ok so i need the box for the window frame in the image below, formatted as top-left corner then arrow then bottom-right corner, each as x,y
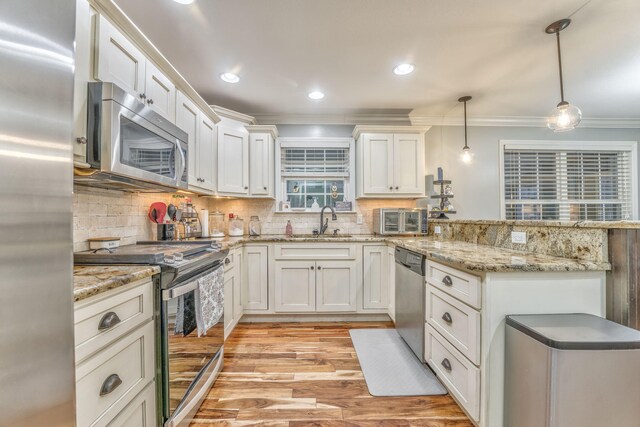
499,140 -> 639,221
275,137 -> 356,213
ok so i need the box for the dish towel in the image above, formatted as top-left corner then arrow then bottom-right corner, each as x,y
195,265 -> 224,337
174,292 -> 197,337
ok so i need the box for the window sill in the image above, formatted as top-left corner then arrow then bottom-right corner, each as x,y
274,210 -> 357,214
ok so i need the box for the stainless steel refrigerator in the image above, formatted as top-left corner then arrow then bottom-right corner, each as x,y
0,1 -> 77,426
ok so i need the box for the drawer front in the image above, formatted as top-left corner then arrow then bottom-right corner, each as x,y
426,287 -> 480,365
426,261 -> 481,309
425,325 -> 480,422
103,381 -> 156,427
74,280 -> 153,363
274,244 -> 357,260
76,321 -> 155,427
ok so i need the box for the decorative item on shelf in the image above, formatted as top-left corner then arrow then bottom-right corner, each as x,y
249,216 -> 261,236
458,95 -> 473,164
334,201 -> 353,212
280,200 -> 291,212
545,18 -> 581,132
330,183 -> 339,199
430,170 -> 457,219
175,198 -> 202,239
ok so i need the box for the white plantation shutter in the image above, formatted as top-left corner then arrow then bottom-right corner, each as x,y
503,143 -> 635,221
281,147 -> 349,177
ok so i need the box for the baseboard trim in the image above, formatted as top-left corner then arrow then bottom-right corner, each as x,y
240,313 -> 393,323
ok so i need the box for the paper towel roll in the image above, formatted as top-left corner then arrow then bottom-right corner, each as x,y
199,209 -> 209,237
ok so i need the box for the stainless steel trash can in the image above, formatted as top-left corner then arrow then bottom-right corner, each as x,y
505,313 -> 640,427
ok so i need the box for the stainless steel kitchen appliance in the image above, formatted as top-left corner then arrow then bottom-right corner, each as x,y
0,1 -> 77,425
75,241 -> 228,426
373,208 -> 428,235
395,247 -> 427,361
75,82 -> 188,192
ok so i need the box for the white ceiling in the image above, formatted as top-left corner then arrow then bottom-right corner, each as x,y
114,0 -> 640,121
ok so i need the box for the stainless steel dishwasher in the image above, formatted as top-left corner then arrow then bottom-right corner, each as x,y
395,247 -> 427,361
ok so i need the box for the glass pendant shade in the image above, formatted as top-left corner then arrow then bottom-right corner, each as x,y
461,146 -> 472,164
547,101 -> 582,132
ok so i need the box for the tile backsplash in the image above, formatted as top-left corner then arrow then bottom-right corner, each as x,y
72,185 -> 418,251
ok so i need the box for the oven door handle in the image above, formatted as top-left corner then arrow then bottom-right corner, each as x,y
163,280 -> 198,300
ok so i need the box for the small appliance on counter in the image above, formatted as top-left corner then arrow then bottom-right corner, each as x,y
372,208 -> 428,235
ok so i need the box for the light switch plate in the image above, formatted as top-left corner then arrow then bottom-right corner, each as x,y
434,225 -> 442,234
356,214 -> 363,225
511,231 -> 527,244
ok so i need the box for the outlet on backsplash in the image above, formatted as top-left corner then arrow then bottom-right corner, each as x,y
511,231 -> 527,244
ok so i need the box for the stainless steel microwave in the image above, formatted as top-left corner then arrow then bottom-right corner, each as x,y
79,82 -> 188,191
372,208 -> 428,235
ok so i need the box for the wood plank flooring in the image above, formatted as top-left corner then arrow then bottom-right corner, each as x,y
191,322 -> 472,426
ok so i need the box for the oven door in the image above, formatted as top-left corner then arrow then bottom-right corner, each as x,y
402,210 -> 421,234
161,265 -> 224,427
101,98 -> 188,189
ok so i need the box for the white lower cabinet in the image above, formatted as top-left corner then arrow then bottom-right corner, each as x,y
316,261 -> 358,312
73,278 -> 157,427
243,245 -> 269,310
224,248 -> 244,339
274,261 -> 316,312
362,245 -> 389,310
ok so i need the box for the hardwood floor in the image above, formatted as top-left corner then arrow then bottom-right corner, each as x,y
191,322 -> 472,426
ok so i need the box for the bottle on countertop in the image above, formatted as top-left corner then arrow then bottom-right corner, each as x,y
285,220 -> 293,237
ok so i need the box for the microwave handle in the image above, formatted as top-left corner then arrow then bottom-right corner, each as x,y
176,141 -> 186,181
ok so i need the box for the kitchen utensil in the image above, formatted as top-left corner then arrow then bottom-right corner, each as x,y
149,202 -> 167,224
148,207 -> 158,223
167,204 -> 177,221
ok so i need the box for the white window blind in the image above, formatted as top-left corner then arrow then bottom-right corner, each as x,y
503,147 -> 633,221
281,147 -> 349,177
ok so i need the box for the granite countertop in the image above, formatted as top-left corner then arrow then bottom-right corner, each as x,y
429,218 -> 640,229
73,265 -> 160,302
388,238 -> 610,273
212,234 -> 610,272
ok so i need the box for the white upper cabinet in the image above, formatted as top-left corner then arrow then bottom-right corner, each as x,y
247,126 -> 278,198
95,15 -> 176,123
143,61 -> 176,121
217,125 -> 249,195
354,126 -> 429,197
95,15 -> 145,100
176,92 -> 199,186
198,115 -> 216,192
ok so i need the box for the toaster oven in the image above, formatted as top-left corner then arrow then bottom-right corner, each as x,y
372,208 -> 428,235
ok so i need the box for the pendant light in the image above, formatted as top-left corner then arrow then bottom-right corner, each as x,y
458,96 -> 472,164
545,18 -> 581,132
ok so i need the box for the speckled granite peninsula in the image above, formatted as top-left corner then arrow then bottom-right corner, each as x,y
73,265 -> 160,302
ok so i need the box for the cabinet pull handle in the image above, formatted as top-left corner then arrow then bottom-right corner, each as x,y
99,373 -> 122,396
310,266 -> 315,270
317,266 -> 322,270
139,93 -> 146,99
442,312 -> 453,323
147,98 -> 154,105
76,136 -> 87,145
441,358 -> 452,371
395,186 -> 399,190
442,275 -> 453,286
389,186 -> 393,190
224,258 -> 231,265
244,186 -> 248,190
98,312 -> 121,331
263,186 -> 267,190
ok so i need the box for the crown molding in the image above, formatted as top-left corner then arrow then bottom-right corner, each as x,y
245,124 -> 279,138
252,112 -> 412,125
211,105 -> 257,125
352,125 -> 432,139
409,114 -> 640,128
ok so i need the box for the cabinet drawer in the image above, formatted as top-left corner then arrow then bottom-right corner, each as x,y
426,287 -> 480,365
425,325 -> 480,422
274,244 -> 357,260
224,250 -> 237,273
102,381 -> 156,427
74,279 -> 153,363
426,261 -> 481,309
76,321 -> 155,427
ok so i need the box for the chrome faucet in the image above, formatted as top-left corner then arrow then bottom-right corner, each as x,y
319,205 -> 337,235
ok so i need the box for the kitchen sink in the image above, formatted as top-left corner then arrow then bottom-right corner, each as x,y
291,234 -> 353,239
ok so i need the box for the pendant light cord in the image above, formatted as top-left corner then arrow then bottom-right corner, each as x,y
556,30 -> 565,103
463,100 -> 468,149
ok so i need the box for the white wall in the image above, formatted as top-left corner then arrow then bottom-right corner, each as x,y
425,125 -> 640,219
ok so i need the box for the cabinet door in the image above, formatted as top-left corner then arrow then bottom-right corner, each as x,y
244,246 -> 268,310
387,246 -> 396,321
316,261 -> 357,312
175,91 -> 199,187
217,126 -> 249,194
144,61 -> 176,122
363,246 -> 389,310
393,133 -> 425,195
197,115 -> 216,192
233,250 -> 243,319
95,15 -> 145,99
274,261 -> 315,312
249,133 -> 271,196
223,272 -> 235,338
362,134 -> 394,194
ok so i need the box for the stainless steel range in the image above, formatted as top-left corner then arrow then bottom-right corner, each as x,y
75,241 -> 228,427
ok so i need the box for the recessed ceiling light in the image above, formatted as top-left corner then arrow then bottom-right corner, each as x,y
308,91 -> 325,100
219,72 -> 240,83
173,0 -> 195,4
393,63 -> 415,75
